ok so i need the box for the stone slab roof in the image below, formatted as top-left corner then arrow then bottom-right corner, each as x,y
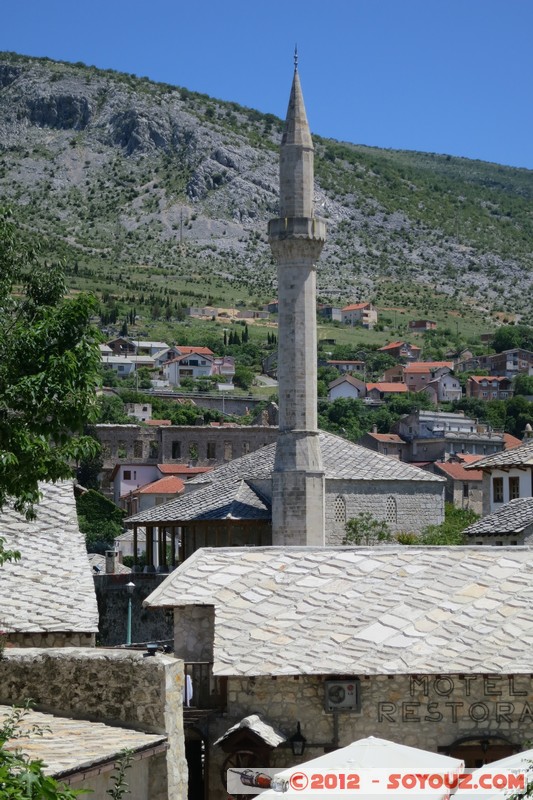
466,439 -> 533,469
214,713 -> 286,748
126,431 -> 443,525
127,478 -> 270,525
464,498 -> 533,537
145,546 -> 533,677
0,481 -> 99,634
0,704 -> 166,777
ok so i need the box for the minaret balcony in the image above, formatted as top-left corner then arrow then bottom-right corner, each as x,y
268,216 -> 326,243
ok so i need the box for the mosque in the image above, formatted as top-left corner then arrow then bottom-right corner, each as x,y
126,58 -> 444,559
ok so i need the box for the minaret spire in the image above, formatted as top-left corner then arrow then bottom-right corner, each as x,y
268,61 -> 327,547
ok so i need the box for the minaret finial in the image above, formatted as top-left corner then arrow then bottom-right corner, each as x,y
294,45 -> 298,71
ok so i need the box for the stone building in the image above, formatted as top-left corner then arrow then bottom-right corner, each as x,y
145,545 -> 533,799
463,496 -> 533,545
125,431 -> 445,567
94,423 -> 278,495
0,481 -> 99,647
393,410 -> 505,462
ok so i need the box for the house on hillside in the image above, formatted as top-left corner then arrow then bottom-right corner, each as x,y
403,361 -> 454,393
164,352 -> 215,385
424,372 -> 463,404
429,455 -> 483,514
378,341 -> 421,361
466,375 -> 514,401
328,375 -> 366,401
324,359 -> 365,375
393,410 -> 505,462
341,302 -> 377,329
358,430 -> 406,460
318,304 -> 342,322
365,382 -> 408,401
409,319 -> 437,331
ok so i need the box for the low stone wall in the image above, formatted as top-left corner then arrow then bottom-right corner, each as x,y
4,632 -> 95,648
0,648 -> 187,799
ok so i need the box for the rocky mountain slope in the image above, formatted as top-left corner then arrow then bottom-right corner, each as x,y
0,52 -> 531,322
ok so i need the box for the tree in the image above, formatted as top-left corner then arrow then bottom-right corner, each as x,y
76,489 -> 125,552
343,513 -> 393,545
418,503 -> 479,545
0,209 -> 101,518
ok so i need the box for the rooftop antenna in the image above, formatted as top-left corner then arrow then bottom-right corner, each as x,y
294,44 -> 298,71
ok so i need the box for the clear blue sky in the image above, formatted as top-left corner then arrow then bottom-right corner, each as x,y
2,0 -> 532,169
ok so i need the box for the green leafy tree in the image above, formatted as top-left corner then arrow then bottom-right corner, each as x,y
418,503 -> 479,545
514,374 -> 533,396
343,513 -> 393,545
0,209 -> 101,518
76,489 -> 125,552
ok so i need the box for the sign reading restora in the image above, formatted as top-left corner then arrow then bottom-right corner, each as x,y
378,675 -> 533,724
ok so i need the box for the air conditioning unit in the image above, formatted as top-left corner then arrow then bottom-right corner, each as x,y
324,679 -> 361,712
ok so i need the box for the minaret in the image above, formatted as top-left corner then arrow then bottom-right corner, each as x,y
268,53 -> 327,546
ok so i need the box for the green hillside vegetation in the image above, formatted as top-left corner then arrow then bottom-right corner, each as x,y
0,50 -> 531,342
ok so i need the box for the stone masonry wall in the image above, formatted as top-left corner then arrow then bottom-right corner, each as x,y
207,673 -> 533,800
325,479 -> 444,542
4,632 -> 95,647
94,574 -> 173,646
0,648 -> 188,799
94,424 -> 278,470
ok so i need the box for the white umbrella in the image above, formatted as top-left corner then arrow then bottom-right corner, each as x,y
256,735 -> 463,798
454,748 -> 533,800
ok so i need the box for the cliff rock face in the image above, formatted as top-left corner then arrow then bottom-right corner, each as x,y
0,52 -> 531,318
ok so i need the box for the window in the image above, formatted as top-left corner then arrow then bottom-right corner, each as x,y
207,442 -> 217,459
509,476 -> 520,500
118,441 -> 127,459
133,440 -> 143,458
123,470 -> 131,480
463,483 -> 469,499
386,496 -> 397,524
242,442 -> 250,455
149,441 -> 159,459
334,495 -> 346,524
224,441 -> 233,460
172,441 -> 181,459
493,477 -> 504,503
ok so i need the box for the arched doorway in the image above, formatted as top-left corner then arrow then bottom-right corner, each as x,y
443,735 -> 517,768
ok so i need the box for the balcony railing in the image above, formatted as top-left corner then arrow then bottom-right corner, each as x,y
184,662 -> 227,710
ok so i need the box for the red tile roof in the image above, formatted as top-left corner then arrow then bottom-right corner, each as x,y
176,346 -> 215,355
368,433 -> 405,443
145,419 -> 172,426
136,476 -> 185,495
366,382 -> 408,393
434,462 -> 483,481
404,361 -> 453,373
342,302 -> 371,311
468,375 -> 512,384
378,341 -> 422,352
504,433 -> 523,450
157,464 -> 213,476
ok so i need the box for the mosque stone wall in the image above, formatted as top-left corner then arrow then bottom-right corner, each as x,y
325,479 -> 445,542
